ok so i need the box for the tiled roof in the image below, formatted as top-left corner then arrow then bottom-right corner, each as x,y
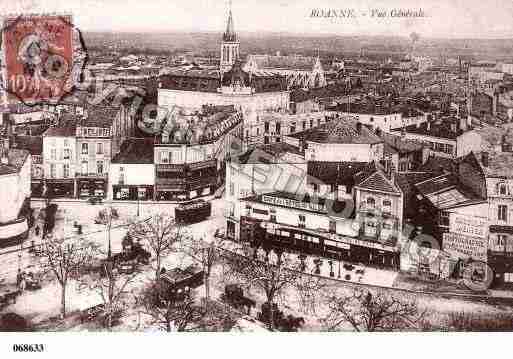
392,118 -> 463,140
0,149 -> 30,176
43,124 -> 76,137
13,135 -> 43,155
354,163 -> 401,194
381,133 -> 425,154
112,138 -> 154,164
307,161 -> 367,185
291,118 -> 382,145
418,156 -> 456,173
80,106 -> 119,128
475,150 -> 513,178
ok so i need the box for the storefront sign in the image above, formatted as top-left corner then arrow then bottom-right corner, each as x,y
442,232 -> 487,262
261,194 -> 326,213
449,213 -> 488,238
189,159 -> 216,171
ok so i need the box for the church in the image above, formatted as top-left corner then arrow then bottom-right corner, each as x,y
157,4 -> 290,120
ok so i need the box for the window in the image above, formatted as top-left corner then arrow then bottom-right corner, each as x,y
313,183 -> 319,193
97,160 -> 104,174
63,148 -> 70,160
96,142 -> 103,155
119,167 -> 125,184
63,164 -> 69,178
366,197 -> 375,208
498,205 -> 508,221
81,161 -> 88,175
302,121 -> 306,130
50,164 -> 56,178
498,182 -> 509,195
50,148 -> 56,160
439,211 -> 450,227
290,123 -> 296,133
63,139 -> 69,147
81,143 -> 88,155
256,128 -> 260,136
505,273 -> 513,283
310,120 -> 313,128
270,214 -> 276,223
160,151 -> 169,164
276,122 -> 281,134
298,214 -> 306,228
383,199 -> 392,214
264,122 -> 269,133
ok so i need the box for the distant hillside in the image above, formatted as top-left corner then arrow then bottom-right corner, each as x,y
82,31 -> 513,61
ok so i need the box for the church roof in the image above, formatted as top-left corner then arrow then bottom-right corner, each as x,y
247,54 -> 319,71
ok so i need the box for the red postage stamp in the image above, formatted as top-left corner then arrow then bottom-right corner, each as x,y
1,14 -> 74,104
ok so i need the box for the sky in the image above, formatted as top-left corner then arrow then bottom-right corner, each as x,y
2,0 -> 513,39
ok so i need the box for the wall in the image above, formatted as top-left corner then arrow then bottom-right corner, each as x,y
109,163 -> 155,187
76,138 -> 111,176
305,142 -> 383,162
158,89 -> 290,115
43,136 -> 77,179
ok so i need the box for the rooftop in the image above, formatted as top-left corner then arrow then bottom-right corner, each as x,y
43,124 -> 77,137
307,161 -> 367,185
112,138 -> 154,164
391,118 -> 463,140
414,173 -> 483,210
12,135 -> 43,155
354,162 -> 401,194
247,54 -> 319,71
290,118 -> 382,145
475,151 -> 513,178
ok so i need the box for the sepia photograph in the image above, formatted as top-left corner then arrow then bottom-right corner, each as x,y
0,0 -> 512,356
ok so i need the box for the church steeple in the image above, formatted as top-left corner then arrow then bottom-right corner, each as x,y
220,0 -> 240,73
223,1 -> 236,42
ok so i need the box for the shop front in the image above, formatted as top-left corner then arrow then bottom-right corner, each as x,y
77,178 -> 107,198
187,160 -> 218,199
45,179 -> 75,198
113,185 -> 154,201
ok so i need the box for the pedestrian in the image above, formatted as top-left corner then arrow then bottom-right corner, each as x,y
35,225 -> 40,237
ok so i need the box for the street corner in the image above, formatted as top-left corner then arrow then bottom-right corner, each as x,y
0,13 -> 88,106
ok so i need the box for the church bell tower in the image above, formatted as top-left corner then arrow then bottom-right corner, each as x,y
220,1 -> 239,73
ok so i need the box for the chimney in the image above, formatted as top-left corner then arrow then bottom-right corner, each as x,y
481,151 -> 489,167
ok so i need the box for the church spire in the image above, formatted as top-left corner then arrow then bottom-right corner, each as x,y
223,0 -> 236,42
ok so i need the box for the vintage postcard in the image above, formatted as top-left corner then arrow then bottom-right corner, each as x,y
0,0 -> 512,356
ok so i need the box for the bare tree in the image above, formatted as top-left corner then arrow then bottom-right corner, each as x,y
39,235 -> 98,318
221,249 -> 305,330
138,281 -> 201,332
178,235 -> 226,308
78,260 -> 137,329
323,288 -> 426,332
129,213 -> 185,280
